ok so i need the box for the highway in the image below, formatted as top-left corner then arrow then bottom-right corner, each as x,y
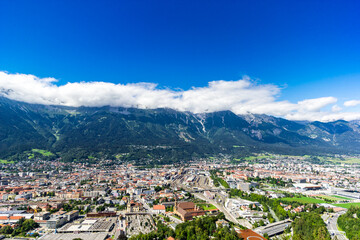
255,219 -> 292,237
325,213 -> 348,240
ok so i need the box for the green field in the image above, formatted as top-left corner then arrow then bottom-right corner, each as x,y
341,158 -> 360,164
281,197 -> 326,204
197,204 -> 217,211
302,155 -> 360,164
242,154 -> 275,161
232,158 -> 242,161
0,159 -> 14,164
318,195 -> 343,201
330,195 -> 352,200
319,156 -> 360,164
32,149 -> 54,157
333,202 -> 360,209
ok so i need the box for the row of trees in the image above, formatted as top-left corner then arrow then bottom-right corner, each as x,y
210,170 -> 230,188
337,206 -> 360,240
247,176 -> 290,187
229,188 -> 331,222
0,218 -> 39,237
129,213 -> 243,240
292,212 -> 331,240
229,188 -> 289,220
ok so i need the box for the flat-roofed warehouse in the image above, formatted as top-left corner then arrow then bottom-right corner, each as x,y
41,232 -> 108,240
58,218 -> 116,233
293,183 -> 322,191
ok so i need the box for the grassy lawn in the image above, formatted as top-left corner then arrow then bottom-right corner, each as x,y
330,195 -> 353,200
243,155 -> 264,161
241,154 -> 275,162
318,195 -> 343,201
325,156 -> 360,164
0,159 -> 14,164
333,202 -> 360,209
340,157 -> 360,164
32,149 -> 54,157
302,155 -> 360,164
197,203 -> 217,211
281,197 -> 326,204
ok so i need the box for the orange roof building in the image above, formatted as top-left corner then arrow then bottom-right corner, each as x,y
174,202 -> 205,221
153,205 -> 166,210
238,229 -> 266,240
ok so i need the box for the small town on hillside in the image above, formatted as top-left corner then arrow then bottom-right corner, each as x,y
0,154 -> 358,240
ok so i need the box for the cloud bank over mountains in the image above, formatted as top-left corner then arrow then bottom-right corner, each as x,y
1,71 -> 360,122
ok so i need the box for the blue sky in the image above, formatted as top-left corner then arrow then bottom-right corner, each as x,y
0,0 -> 360,121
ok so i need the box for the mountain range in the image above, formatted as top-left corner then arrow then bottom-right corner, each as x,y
1,96 -> 360,163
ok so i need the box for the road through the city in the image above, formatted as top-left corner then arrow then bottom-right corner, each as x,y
326,213 -> 348,240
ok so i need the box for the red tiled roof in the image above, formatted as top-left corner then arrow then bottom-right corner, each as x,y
35,220 -> 47,223
238,229 -> 266,240
177,202 -> 195,210
153,205 -> 166,210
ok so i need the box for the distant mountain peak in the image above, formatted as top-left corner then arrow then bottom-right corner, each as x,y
0,96 -> 359,162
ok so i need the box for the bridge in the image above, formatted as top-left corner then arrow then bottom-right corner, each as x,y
254,219 -> 292,237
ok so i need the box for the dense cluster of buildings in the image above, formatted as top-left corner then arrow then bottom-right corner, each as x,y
0,155 -> 358,239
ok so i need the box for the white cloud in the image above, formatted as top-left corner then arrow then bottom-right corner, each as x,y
285,112 -> 360,122
331,105 -> 342,112
297,97 -> 337,112
344,100 -> 360,107
1,71 -> 360,122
